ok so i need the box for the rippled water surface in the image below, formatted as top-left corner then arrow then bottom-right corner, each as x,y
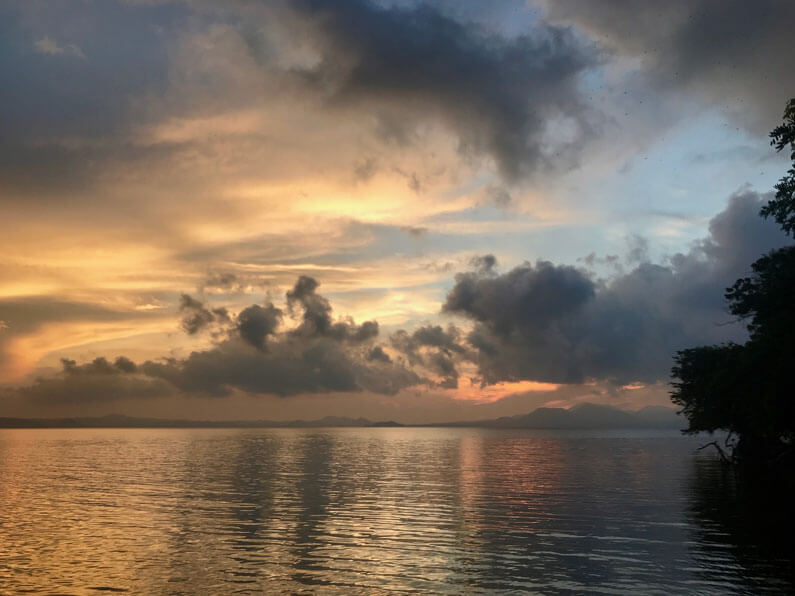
0,428 -> 792,594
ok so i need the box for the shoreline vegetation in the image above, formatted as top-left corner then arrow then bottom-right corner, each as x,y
671,99 -> 795,470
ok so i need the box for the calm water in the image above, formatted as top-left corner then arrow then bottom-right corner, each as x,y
0,428 -> 792,595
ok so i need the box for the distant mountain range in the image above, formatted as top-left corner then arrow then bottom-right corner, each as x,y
0,403 -> 683,430
437,403 -> 682,429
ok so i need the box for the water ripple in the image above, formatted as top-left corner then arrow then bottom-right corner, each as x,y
0,428 -> 791,594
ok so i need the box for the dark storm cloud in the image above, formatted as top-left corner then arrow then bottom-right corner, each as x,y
0,1 -> 183,139
0,0 -> 601,201
443,259 -> 596,384
392,324 -> 466,357
426,351 -> 459,389
139,334 -> 420,398
282,0 -> 598,179
287,276 -> 379,342
179,294 -> 230,335
8,194 -> 785,403
9,277 -> 422,404
390,324 -> 466,388
0,0 -> 604,198
444,191 -> 792,385
543,0 -> 795,131
444,260 -> 595,332
0,1 -> 189,198
470,254 -> 498,273
236,303 -> 282,351
366,345 -> 392,363
18,357 -> 175,404
167,276 -> 414,395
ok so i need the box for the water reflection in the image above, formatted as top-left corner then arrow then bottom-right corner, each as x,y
0,428 -> 791,594
686,458 -> 795,593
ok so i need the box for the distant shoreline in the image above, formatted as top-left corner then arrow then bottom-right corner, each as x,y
0,403 -> 684,431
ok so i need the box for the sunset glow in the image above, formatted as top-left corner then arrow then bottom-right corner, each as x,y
1,0 -> 792,423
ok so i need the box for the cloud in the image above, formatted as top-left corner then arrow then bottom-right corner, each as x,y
179,294 -> 230,335
18,357 -> 174,404
0,0 -> 599,206
286,275 -> 379,342
6,193 -> 785,408
469,254 -> 498,274
443,190 -> 792,385
3,1 -> 792,420
7,276 -> 423,404
34,37 -> 85,58
543,0 -> 795,133
274,0 -> 599,180
366,345 -> 391,363
426,351 -> 459,389
0,2 -> 187,202
236,303 -> 282,351
202,272 -> 240,290
0,296 -> 158,378
197,271 -> 269,295
444,260 -> 594,332
392,324 -> 466,358
390,324 -> 467,388
1,2 -> 182,141
139,334 -> 420,399
0,297 -> 139,332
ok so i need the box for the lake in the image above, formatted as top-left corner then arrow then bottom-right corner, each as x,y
0,428 -> 792,594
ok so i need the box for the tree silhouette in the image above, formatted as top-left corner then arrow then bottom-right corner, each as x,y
760,99 -> 795,234
671,99 -> 795,465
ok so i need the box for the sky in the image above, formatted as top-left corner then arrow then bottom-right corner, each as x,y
1,0 -> 793,422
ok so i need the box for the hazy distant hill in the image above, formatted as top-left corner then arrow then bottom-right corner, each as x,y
442,403 -> 682,429
0,404 -> 681,429
632,405 -> 683,426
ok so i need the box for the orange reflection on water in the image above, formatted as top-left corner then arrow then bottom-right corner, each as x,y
1,427 -> 780,594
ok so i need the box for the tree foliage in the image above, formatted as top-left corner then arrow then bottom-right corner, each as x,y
671,99 -> 795,465
760,98 -> 795,234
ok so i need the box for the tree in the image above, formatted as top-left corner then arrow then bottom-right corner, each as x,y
671,99 -> 795,466
760,98 -> 795,234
